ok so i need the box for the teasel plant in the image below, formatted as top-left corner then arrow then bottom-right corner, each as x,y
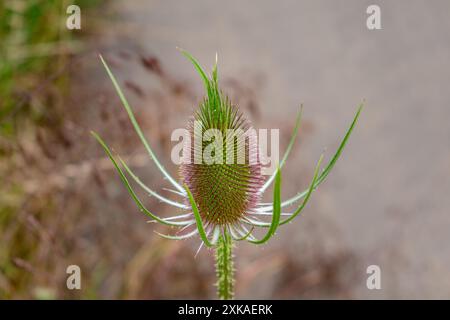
92,49 -> 362,300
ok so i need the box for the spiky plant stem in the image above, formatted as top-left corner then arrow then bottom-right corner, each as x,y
215,230 -> 234,299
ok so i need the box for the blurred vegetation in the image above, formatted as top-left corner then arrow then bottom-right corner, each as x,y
0,0 -> 99,140
0,0 -> 99,299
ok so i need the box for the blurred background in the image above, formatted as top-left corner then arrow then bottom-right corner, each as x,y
1,0 -> 450,299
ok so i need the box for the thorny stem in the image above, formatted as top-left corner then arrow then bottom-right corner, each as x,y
215,230 -> 234,299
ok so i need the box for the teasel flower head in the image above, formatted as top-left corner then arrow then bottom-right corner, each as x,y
92,49 -> 362,299
180,53 -> 265,233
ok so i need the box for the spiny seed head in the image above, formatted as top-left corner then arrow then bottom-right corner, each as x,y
180,57 -> 264,226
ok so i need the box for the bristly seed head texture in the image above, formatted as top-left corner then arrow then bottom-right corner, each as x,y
180,57 -> 264,228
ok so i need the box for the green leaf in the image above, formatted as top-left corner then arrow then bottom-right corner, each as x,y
260,105 -> 303,193
118,156 -> 188,209
98,54 -> 185,194
248,167 -> 281,244
315,103 -> 363,186
279,153 -> 323,225
260,104 -> 363,211
184,184 -> 215,247
177,47 -> 210,93
91,131 -> 188,227
234,226 -> 255,241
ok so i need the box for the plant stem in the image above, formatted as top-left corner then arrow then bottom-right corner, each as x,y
215,230 -> 234,299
